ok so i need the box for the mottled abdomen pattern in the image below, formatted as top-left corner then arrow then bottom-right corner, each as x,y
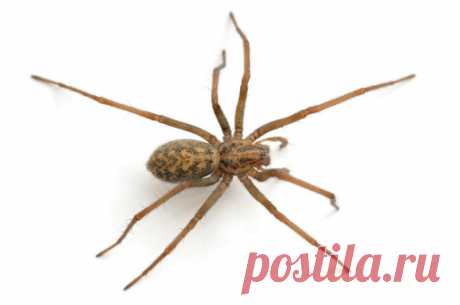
147,139 -> 219,182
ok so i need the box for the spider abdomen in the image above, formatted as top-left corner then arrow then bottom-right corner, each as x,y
147,139 -> 219,182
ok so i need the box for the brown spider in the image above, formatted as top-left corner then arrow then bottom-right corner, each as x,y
32,12 -> 415,290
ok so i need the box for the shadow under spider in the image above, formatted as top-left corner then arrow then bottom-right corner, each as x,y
31,12 -> 415,290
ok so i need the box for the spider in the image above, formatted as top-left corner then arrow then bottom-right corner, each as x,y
32,12 -> 415,290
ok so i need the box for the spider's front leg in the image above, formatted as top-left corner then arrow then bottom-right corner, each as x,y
249,168 -> 339,210
229,12 -> 251,139
255,136 -> 289,150
211,50 -> 232,140
246,74 -> 415,142
239,175 -> 348,270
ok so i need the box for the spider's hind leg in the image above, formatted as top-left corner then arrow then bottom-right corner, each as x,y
123,175 -> 232,290
249,168 -> 339,210
96,174 -> 221,258
31,75 -> 220,144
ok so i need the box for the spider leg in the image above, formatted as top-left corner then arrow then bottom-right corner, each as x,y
255,136 -> 289,150
249,168 -> 338,210
96,182 -> 191,258
229,12 -> 251,139
239,175 -> 348,270
123,175 -> 232,290
31,75 -> 220,144
246,74 -> 416,142
96,173 -> 221,258
212,50 -> 232,140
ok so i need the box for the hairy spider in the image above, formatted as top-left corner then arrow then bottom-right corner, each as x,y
32,12 -> 415,290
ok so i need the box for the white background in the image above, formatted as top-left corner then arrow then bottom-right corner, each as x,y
1,0 -> 459,304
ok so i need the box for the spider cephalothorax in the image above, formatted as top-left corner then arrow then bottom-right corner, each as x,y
32,12 -> 414,290
219,140 -> 270,175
